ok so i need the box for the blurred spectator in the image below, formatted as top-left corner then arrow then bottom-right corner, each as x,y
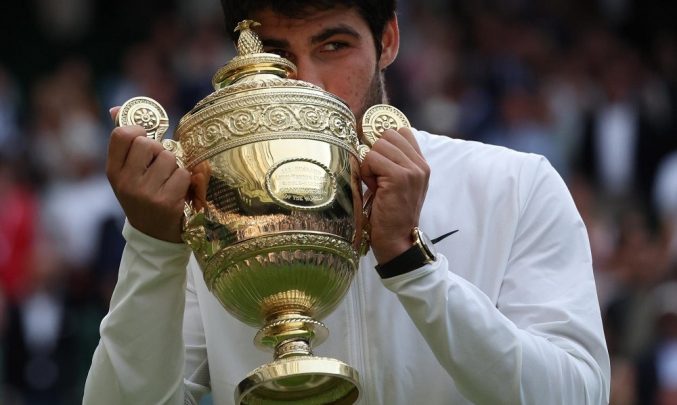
29,59 -> 103,182
483,83 -> 566,176
28,59 -> 122,272
3,216 -> 114,405
637,281 -> 677,405
544,48 -> 597,177
3,237 -> 70,405
0,156 -> 37,304
577,38 -> 673,205
654,152 -> 677,267
604,207 -> 670,359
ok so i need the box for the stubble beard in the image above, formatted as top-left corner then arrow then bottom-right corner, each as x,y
356,68 -> 387,123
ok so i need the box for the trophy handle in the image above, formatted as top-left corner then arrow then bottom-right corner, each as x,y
116,95 -> 187,165
116,96 -> 170,141
117,95 -> 189,160
358,104 -> 411,150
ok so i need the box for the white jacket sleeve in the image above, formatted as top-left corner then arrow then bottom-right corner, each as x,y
183,257 -> 211,404
83,220 -> 206,404
382,158 -> 610,404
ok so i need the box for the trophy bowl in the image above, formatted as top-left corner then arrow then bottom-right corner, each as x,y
116,20 -> 409,405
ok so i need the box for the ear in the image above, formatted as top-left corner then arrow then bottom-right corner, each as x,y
378,16 -> 400,70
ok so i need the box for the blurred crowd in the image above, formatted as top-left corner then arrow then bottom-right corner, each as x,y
1,0 -> 676,404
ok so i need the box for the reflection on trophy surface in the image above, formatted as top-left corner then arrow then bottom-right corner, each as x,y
117,19 -> 409,405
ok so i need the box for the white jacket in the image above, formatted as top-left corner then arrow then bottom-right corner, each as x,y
84,130 -> 611,404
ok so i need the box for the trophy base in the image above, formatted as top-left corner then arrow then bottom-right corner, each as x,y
236,356 -> 360,404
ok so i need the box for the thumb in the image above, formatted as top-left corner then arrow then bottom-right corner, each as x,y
109,106 -> 121,123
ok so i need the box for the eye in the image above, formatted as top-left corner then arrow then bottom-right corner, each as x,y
266,48 -> 294,61
321,42 -> 349,52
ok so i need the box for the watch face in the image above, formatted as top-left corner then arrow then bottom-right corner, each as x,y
414,228 -> 437,262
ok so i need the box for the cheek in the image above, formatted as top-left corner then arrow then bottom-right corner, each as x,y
326,63 -> 374,114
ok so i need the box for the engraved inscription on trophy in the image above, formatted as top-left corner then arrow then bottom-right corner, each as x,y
265,159 -> 337,210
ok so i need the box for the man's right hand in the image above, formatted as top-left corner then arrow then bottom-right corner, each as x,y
106,107 -> 191,243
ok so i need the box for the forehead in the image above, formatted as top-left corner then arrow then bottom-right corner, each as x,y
251,6 -> 373,43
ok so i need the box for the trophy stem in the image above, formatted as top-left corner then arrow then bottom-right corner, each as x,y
274,339 -> 312,359
254,313 -> 330,355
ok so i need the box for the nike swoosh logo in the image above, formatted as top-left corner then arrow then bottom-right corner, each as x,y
431,230 -> 458,244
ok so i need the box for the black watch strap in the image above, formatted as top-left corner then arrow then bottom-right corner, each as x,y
375,245 -> 429,279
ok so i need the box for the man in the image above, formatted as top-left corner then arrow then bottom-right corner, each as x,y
84,1 -> 611,403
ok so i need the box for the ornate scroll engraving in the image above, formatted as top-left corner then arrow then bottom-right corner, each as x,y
175,86 -> 360,168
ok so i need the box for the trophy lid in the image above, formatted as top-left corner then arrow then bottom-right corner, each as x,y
212,20 -> 297,89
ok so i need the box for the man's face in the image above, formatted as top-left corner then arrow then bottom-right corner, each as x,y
251,6 -> 398,120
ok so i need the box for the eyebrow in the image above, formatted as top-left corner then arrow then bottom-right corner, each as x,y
260,24 -> 362,49
310,25 -> 361,44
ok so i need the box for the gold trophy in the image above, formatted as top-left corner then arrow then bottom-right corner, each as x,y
117,20 -> 409,404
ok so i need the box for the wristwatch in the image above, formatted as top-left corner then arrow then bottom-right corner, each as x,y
375,227 -> 437,279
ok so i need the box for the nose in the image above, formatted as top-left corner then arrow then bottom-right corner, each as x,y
293,57 -> 325,89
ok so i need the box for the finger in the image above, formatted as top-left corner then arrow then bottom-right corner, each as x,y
107,125 -> 147,174
361,145 -> 430,190
370,134 -> 418,169
377,129 -> 425,166
110,106 -> 121,123
360,149 -> 402,183
189,172 -> 209,212
359,149 -> 378,192
397,127 -> 423,156
125,134 -> 166,174
143,149 -> 179,189
361,169 -> 378,192
161,167 -> 191,204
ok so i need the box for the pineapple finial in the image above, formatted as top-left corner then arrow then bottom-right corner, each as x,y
235,20 -> 263,56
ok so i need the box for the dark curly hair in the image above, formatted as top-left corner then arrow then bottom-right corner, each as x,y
219,0 -> 397,57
